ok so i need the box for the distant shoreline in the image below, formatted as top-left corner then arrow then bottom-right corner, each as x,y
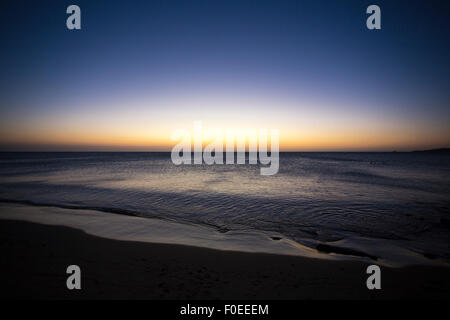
410,148 -> 450,154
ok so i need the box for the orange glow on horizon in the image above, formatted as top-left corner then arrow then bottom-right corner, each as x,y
1,93 -> 449,152
1,125 -> 449,152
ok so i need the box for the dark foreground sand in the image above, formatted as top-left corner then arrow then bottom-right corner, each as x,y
1,219 -> 449,299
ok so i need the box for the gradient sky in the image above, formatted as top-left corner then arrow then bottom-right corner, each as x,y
0,0 -> 449,151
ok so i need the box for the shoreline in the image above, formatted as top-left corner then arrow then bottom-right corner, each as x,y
0,203 -> 320,259
0,202 -> 447,267
1,219 -> 450,299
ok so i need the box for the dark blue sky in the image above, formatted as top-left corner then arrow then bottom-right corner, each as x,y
0,0 -> 449,150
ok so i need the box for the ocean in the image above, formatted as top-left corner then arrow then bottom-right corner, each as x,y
1,152 -> 449,264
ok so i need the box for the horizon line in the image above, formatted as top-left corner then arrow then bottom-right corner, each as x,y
1,148 -> 449,153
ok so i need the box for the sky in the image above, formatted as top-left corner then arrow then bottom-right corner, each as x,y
0,0 -> 449,151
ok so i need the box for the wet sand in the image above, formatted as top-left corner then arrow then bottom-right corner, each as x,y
1,219 -> 449,299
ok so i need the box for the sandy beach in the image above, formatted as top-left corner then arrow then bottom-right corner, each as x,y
2,0 -> 450,304
1,218 -> 449,299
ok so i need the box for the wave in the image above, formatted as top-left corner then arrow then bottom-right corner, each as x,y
0,198 -> 139,217
0,198 -> 232,234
